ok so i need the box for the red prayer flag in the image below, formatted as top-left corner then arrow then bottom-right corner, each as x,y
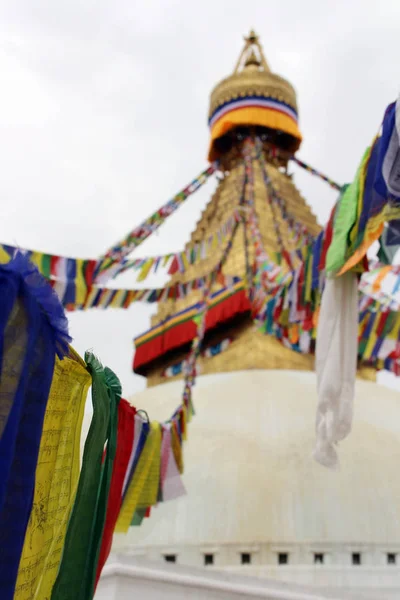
168,256 -> 179,275
94,400 -> 136,589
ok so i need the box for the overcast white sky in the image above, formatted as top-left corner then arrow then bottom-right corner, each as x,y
0,0 -> 399,395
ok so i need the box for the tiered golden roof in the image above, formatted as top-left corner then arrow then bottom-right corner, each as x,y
145,159 -> 321,387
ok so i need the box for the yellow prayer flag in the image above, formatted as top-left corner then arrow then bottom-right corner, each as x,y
137,260 -> 154,282
115,422 -> 162,533
181,252 -> 189,270
74,259 -> 87,306
136,425 -> 161,510
14,355 -> 91,600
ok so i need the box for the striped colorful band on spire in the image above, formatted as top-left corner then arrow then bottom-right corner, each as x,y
209,95 -> 298,128
207,95 -> 302,161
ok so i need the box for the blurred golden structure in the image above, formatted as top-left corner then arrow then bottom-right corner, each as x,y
137,31 -> 375,387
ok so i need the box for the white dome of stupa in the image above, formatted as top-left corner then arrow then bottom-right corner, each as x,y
112,369 -> 400,567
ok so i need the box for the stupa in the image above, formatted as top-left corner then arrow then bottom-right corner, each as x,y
103,32 -> 400,599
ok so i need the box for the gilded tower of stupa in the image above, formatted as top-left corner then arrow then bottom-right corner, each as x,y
133,32 -> 322,386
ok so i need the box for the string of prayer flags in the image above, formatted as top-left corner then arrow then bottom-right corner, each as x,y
243,140 -> 276,313
0,243 -> 98,306
95,163 -> 217,281
168,211 -> 240,276
110,210 -> 239,281
73,272 -> 234,311
256,141 -> 316,263
0,223 -> 240,312
327,96 -> 400,277
251,231 -> 400,375
291,156 -> 342,191
75,184 -> 242,312
244,140 -> 318,327
0,167 -> 223,295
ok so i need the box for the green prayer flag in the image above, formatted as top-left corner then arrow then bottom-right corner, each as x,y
326,150 -> 370,274
85,367 -> 120,599
42,253 -> 52,279
51,353 -> 119,600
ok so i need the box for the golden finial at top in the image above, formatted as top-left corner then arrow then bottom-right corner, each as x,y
234,29 -> 270,73
244,29 -> 259,44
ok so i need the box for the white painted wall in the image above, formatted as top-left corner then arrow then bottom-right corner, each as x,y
105,371 -> 400,599
115,371 -> 400,554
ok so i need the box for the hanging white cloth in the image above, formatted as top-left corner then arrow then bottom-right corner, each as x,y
313,272 -> 359,469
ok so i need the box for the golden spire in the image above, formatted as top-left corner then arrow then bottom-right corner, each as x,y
234,29 -> 270,73
207,30 -> 302,162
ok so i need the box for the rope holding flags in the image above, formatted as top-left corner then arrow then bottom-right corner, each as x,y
0,152 -> 342,313
291,156 -> 342,191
